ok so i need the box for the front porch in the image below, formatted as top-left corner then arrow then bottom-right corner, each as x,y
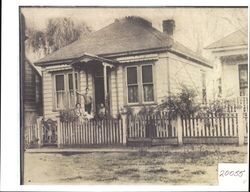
52,53 -> 119,117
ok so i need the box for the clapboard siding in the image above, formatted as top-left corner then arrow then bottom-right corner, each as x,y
155,53 -> 169,103
110,69 -> 118,117
116,65 -> 124,114
42,70 -> 58,119
79,70 -> 87,106
168,52 -> 207,102
23,59 -> 43,128
24,60 -> 36,108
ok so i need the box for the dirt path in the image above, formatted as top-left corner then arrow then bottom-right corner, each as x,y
24,145 -> 248,185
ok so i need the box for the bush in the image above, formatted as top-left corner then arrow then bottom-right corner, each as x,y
156,85 -> 200,117
59,109 -> 77,122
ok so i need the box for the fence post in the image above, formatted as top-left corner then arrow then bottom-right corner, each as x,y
56,117 -> 62,148
36,116 -> 43,148
177,115 -> 183,145
237,107 -> 244,146
121,113 -> 127,146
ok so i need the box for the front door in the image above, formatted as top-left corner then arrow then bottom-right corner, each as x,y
94,66 -> 105,112
94,76 -> 105,111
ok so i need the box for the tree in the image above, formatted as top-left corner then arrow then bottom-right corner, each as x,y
26,17 -> 92,60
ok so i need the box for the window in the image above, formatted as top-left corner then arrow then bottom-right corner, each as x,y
126,64 -> 154,104
238,64 -> 248,96
142,65 -> 154,102
54,72 -> 78,109
127,67 -> 139,103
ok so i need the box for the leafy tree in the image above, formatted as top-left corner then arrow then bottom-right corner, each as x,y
26,17 -> 92,59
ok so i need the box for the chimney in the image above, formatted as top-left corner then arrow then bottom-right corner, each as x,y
162,19 -> 175,36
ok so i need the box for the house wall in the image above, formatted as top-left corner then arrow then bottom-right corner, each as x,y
110,65 -> 124,117
155,53 -> 169,103
42,67 -> 92,119
42,52 -> 212,119
221,60 -> 248,98
110,52 -> 212,115
167,52 -> 213,103
42,70 -> 58,119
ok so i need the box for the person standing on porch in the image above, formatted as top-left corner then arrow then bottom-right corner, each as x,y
76,88 -> 92,114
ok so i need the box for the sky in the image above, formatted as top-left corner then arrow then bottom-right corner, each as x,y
21,7 -> 248,59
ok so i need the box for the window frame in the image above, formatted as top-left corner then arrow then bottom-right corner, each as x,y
53,71 -> 79,110
141,64 -> 155,104
126,65 -> 140,105
125,63 -> 155,106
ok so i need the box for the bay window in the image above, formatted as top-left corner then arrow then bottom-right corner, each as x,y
126,64 -> 154,104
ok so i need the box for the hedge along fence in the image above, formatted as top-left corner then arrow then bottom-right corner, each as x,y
57,118 -> 125,147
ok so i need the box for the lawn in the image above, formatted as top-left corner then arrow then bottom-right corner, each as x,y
24,145 -> 248,185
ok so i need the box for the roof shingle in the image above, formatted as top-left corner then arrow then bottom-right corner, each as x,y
35,17 -> 209,66
205,27 -> 248,49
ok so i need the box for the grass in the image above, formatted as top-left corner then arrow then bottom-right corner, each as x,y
24,144 -> 248,185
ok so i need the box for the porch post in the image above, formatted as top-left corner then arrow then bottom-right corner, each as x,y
72,67 -> 77,106
103,63 -> 108,114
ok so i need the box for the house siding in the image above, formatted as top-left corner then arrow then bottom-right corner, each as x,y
155,53 -> 169,103
24,60 -> 43,126
221,62 -> 245,98
116,65 -> 124,116
42,70 -> 58,119
110,69 -> 118,117
168,52 -> 212,103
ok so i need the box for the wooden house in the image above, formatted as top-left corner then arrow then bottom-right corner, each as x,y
21,13 -> 43,129
34,17 -> 213,119
23,58 -> 43,126
206,27 -> 248,99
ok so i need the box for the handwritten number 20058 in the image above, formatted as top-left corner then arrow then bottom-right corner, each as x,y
219,170 -> 245,177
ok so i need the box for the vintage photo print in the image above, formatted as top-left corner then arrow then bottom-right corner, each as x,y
20,6 -> 248,187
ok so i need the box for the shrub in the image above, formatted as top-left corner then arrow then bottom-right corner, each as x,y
59,109 -> 77,122
156,85 -> 200,117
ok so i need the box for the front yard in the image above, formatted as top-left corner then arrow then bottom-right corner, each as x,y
24,145 -> 248,185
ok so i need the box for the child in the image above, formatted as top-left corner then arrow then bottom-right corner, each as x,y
74,103 -> 84,123
98,103 -> 106,119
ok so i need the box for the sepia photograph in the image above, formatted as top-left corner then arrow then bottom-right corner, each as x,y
20,7 -> 248,186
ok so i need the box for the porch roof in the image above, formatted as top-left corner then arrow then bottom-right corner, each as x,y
69,53 -> 118,67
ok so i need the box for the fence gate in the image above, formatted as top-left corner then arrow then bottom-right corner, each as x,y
127,113 -> 177,146
42,119 -> 57,146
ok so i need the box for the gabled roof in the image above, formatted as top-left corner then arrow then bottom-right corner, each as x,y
205,27 -> 248,49
35,16 -> 209,67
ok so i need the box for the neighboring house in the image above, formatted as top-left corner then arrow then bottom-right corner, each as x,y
205,27 -> 248,99
23,58 -> 43,126
21,13 -> 43,128
34,17 -> 212,119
